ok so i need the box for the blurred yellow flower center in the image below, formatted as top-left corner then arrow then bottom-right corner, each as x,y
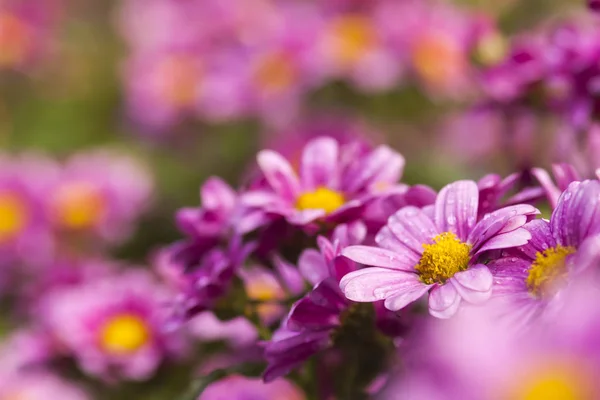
476,32 -> 507,66
100,314 -> 150,355
415,232 -> 471,284
0,192 -> 28,242
254,52 -> 296,92
0,13 -> 31,67
52,182 -> 106,230
412,33 -> 463,87
296,187 -> 345,214
159,56 -> 199,107
526,245 -> 575,298
508,364 -> 592,400
328,15 -> 377,65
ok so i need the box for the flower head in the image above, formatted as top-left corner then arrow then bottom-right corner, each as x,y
489,180 -> 600,322
340,180 -> 539,318
243,136 -> 405,229
41,270 -> 184,381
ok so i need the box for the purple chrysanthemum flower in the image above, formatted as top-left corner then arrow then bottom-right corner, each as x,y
340,180 -> 539,318
242,136 -> 405,228
488,180 -> 600,322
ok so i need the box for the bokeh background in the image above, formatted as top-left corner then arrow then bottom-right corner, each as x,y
0,0 -> 592,399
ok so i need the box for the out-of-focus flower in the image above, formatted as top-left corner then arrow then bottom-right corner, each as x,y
199,374 -> 305,400
0,329 -> 54,384
243,136 -> 405,229
0,373 -> 90,400
159,237 -> 254,321
46,150 -> 153,244
188,312 -> 258,348
379,275 -> 600,400
488,180 -> 600,323
241,265 -> 287,325
340,180 -> 539,318
0,1 -> 59,70
0,154 -> 56,267
41,270 -> 184,381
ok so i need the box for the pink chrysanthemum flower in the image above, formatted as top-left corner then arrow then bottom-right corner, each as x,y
41,270 -> 184,381
340,180 -> 539,318
242,136 -> 405,228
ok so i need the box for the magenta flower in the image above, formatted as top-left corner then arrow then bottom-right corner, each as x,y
200,374 -> 305,400
41,270 -> 184,381
488,180 -> 600,322
340,180 -> 539,318
242,136 -> 405,228
47,150 -> 153,244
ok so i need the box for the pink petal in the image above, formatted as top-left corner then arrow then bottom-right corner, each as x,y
257,150 -> 301,200
451,265 -> 493,304
435,180 -> 478,242
298,249 -> 328,286
476,227 -> 531,254
341,245 -> 416,271
428,283 -> 461,319
383,284 -> 430,311
301,137 -> 340,190
340,267 -> 418,302
386,206 -> 439,255
201,177 -> 236,211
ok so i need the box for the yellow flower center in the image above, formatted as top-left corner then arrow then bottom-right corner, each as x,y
475,32 -> 507,66
327,15 -> 377,66
295,187 -> 345,214
415,232 -> 471,284
411,33 -> 463,87
253,52 -> 297,92
0,13 -> 31,67
158,55 -> 200,107
507,363 -> 593,400
51,182 -> 106,230
0,192 -> 28,242
526,245 -> 576,298
100,314 -> 150,355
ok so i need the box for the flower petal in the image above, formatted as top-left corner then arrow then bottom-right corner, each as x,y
469,204 -> 539,251
386,206 -> 439,256
298,249 -> 328,286
475,227 -> 531,254
341,245 -> 416,271
428,283 -> 461,319
383,284 -> 430,311
343,145 -> 405,194
551,180 -> 600,247
301,137 -> 340,190
435,180 -> 479,241
257,150 -> 301,200
340,267 -> 419,302
451,265 -> 493,304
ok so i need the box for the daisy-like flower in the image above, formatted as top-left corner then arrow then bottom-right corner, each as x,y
40,270 -> 184,381
243,136 -> 404,228
340,180 -> 539,318
488,180 -> 600,322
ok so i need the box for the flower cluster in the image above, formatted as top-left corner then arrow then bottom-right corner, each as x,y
156,128 -> 600,398
118,0 -> 498,132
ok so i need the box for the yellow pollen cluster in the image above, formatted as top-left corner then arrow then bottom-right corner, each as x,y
0,192 -> 28,242
295,187 -> 345,214
507,363 -> 592,400
415,232 -> 471,284
328,15 -> 377,66
100,314 -> 150,355
526,245 -> 575,298
254,52 -> 296,92
51,182 -> 106,230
